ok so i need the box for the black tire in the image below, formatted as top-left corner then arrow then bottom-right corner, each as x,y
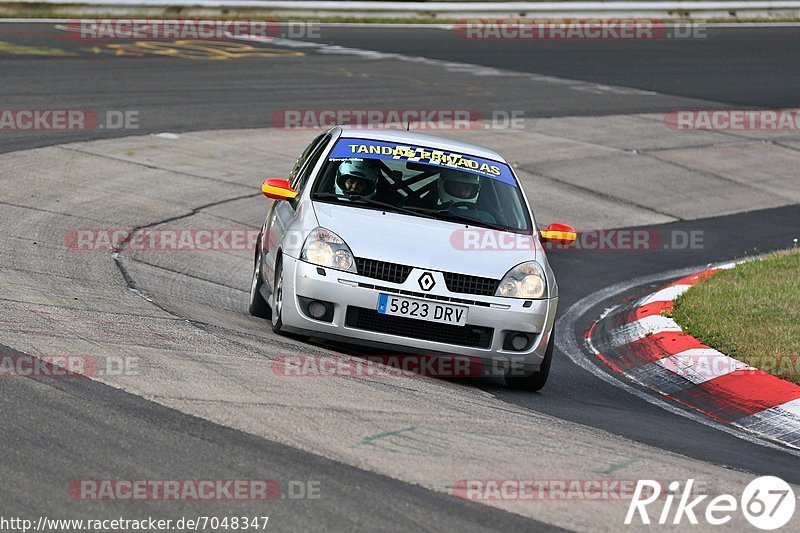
505,332 -> 554,392
271,255 -> 285,334
248,235 -> 272,319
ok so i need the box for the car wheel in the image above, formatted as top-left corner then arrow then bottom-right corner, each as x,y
505,332 -> 554,392
271,256 -> 285,334
248,235 -> 272,319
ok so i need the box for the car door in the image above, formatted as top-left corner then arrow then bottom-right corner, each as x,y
263,133 -> 331,286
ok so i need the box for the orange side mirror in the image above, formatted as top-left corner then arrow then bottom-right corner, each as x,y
540,223 -> 577,245
261,178 -> 298,200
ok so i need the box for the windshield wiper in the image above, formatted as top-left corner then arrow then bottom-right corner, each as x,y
313,193 -> 436,219
403,206 -> 511,232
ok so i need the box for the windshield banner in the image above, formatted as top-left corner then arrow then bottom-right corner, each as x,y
330,138 -> 516,185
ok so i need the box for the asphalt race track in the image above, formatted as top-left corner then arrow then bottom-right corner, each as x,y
1,22 -> 800,531
4,23 -> 800,152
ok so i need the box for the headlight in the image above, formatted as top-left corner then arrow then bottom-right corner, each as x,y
301,227 -> 357,273
495,261 -> 547,299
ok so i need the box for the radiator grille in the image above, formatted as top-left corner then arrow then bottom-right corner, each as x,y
354,257 -> 500,297
355,257 -> 413,284
442,272 -> 500,297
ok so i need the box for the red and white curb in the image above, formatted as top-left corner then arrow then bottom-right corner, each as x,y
587,262 -> 800,450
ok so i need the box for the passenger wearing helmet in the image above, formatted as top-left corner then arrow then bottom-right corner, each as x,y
433,169 -> 498,225
438,170 -> 481,207
399,167 -> 498,224
336,159 -> 379,197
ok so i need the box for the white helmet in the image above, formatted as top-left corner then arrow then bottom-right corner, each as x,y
336,159 -> 379,196
438,170 -> 481,205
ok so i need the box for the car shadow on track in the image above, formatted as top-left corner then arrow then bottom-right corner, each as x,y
295,336 -> 510,390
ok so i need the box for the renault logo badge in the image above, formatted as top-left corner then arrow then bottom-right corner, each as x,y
418,272 -> 435,291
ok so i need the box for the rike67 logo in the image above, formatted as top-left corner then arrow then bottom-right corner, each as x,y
626,477 -> 795,530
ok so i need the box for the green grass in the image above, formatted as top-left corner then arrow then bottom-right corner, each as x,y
672,251 -> 800,384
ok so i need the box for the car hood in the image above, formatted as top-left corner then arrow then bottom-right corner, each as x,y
312,201 -> 538,279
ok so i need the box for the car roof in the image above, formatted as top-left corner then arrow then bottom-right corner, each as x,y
330,126 -> 508,163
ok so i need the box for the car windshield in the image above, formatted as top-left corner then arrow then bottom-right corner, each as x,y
311,137 -> 532,233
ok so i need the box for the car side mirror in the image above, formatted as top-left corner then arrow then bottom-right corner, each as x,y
261,178 -> 298,201
539,223 -> 577,245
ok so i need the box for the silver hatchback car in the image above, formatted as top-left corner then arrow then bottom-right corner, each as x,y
249,127 -> 575,390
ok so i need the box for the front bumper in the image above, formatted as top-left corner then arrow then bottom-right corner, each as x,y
278,255 -> 558,373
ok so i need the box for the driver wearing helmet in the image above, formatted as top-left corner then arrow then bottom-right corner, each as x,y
336,159 -> 380,197
438,170 -> 481,207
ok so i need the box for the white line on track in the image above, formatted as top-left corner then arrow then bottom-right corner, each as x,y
233,34 -> 658,96
46,18 -> 660,96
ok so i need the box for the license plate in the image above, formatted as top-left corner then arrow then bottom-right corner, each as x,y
377,293 -> 468,326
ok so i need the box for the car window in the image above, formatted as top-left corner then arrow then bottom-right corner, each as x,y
311,138 -> 532,233
293,134 -> 331,195
289,133 -> 326,188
